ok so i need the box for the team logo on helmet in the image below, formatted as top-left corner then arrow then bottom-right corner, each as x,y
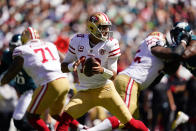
87,12 -> 112,41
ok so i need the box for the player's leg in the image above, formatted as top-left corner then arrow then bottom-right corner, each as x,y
115,74 -> 140,117
89,106 -> 108,126
87,75 -> 142,131
88,82 -> 148,131
27,78 -> 70,131
56,89 -> 97,131
13,90 -> 35,131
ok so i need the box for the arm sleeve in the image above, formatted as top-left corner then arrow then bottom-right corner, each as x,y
108,39 -> 121,58
107,57 -> 118,72
62,37 -> 77,63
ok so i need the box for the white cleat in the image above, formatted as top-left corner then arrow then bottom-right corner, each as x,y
77,124 -> 89,131
171,111 -> 189,130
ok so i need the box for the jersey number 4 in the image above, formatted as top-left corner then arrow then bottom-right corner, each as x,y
134,49 -> 141,63
34,47 -> 56,63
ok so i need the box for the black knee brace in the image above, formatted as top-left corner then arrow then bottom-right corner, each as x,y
13,118 -> 36,131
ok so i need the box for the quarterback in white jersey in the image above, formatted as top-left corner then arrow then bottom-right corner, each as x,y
57,12 -> 149,131
1,27 -> 70,131
64,33 -> 120,91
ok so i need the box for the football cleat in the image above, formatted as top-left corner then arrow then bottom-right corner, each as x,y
171,111 -> 189,130
77,124 -> 89,131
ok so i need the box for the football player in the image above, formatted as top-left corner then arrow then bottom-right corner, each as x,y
182,34 -> 196,76
84,22 -> 192,131
58,12 -> 149,131
0,27 -> 71,131
0,34 -> 36,131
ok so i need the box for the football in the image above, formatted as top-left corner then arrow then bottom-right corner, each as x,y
83,57 -> 99,77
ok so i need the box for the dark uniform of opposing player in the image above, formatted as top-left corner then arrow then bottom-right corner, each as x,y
0,34 -> 36,131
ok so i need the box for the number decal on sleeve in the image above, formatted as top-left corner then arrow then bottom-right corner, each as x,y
133,49 -> 141,63
134,57 -> 141,63
34,47 -> 56,63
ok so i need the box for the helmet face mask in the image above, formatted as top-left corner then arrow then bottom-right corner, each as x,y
21,27 -> 40,45
166,22 -> 192,48
87,12 -> 112,41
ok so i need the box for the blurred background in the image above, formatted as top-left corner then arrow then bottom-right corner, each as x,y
0,0 -> 196,131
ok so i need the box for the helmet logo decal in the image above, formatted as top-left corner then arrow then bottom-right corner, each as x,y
90,16 -> 99,23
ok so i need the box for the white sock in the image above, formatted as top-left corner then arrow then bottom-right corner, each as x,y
88,119 -> 112,131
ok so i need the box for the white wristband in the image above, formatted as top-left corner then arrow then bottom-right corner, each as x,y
102,68 -> 114,79
68,62 -> 74,72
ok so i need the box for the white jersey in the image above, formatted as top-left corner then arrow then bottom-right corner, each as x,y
63,34 -> 121,91
13,39 -> 67,87
120,32 -> 167,89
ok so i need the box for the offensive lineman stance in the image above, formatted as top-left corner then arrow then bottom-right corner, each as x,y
0,27 -> 70,131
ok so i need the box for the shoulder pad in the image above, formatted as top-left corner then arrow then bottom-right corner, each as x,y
148,32 -> 165,38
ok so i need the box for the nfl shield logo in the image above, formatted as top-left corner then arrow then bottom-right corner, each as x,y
99,49 -> 105,55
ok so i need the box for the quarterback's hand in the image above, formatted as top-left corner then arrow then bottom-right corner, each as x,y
91,61 -> 104,74
73,57 -> 85,71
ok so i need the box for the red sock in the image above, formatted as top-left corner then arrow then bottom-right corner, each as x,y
70,119 -> 79,129
108,116 -> 120,129
56,112 -> 74,131
28,117 -> 50,131
125,118 -> 148,131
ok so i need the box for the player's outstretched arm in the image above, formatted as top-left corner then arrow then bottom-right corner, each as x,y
1,56 -> 23,85
151,43 -> 186,61
183,40 -> 196,60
